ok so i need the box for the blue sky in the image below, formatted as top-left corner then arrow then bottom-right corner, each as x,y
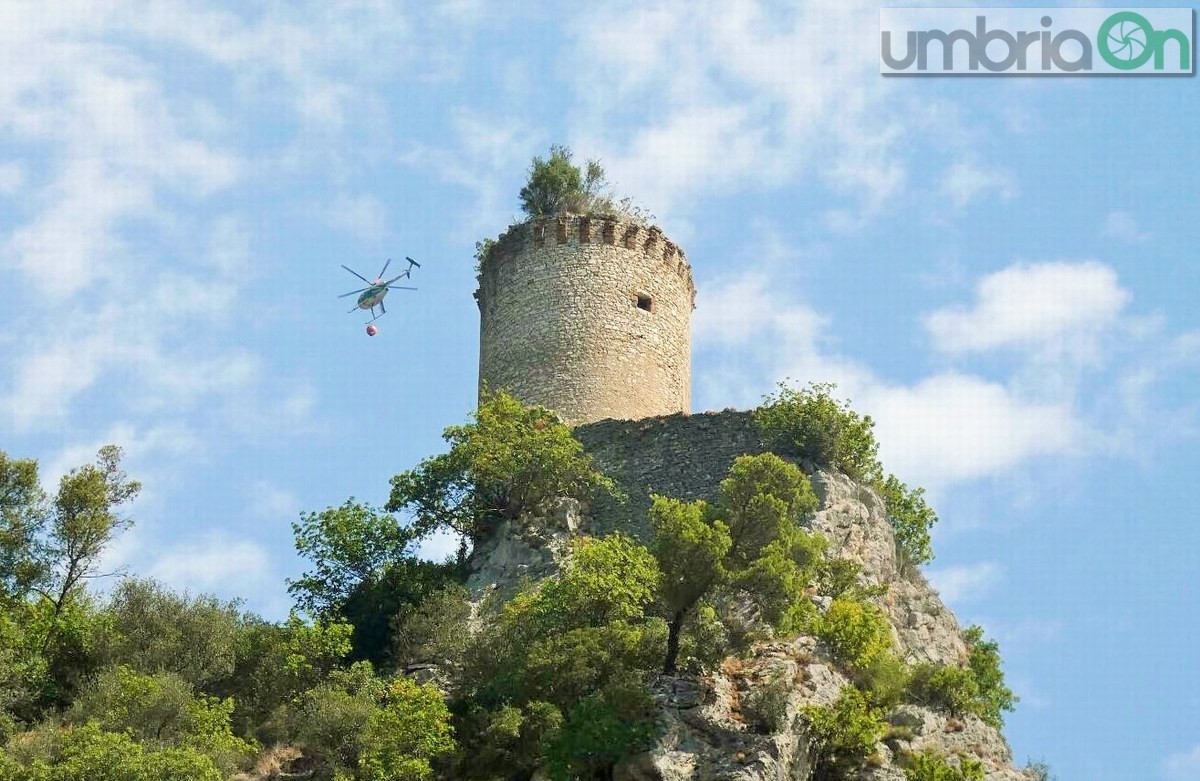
1,2 -> 1197,779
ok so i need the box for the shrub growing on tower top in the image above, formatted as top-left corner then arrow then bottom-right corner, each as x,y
516,145 -> 653,223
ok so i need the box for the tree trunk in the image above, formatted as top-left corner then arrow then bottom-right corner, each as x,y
663,609 -> 686,674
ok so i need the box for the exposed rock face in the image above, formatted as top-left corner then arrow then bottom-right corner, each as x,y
464,412 -> 1034,781
605,470 -> 1029,781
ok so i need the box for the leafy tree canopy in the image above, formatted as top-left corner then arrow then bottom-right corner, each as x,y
387,390 -> 614,544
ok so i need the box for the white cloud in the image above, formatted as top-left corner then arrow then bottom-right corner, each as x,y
924,261 -> 1130,354
939,160 -> 1017,209
863,374 -> 1078,490
147,533 -> 273,595
1165,745 -> 1200,781
563,0 -> 917,222
927,561 -> 1002,604
694,262 -> 1087,492
1103,211 -> 1151,244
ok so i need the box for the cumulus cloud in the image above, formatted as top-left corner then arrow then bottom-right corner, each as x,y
924,261 -> 1130,355
862,374 -> 1078,489
693,261 -> 1085,491
1165,745 -> 1200,781
147,534 -> 274,595
927,561 -> 1003,604
561,0 -> 920,222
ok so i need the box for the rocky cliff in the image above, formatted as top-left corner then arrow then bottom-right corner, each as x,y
464,411 -> 1034,781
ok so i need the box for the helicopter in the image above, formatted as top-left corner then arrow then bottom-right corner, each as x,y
339,257 -> 420,333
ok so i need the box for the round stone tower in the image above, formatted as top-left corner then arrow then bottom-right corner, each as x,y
475,213 -> 695,425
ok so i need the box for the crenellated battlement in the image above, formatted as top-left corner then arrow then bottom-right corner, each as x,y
480,214 -> 696,307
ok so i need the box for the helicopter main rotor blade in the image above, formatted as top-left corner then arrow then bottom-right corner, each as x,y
377,257 -> 392,280
341,265 -> 373,284
387,285 -> 417,291
338,287 -> 370,298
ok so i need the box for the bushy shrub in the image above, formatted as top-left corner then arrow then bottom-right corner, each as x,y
875,474 -> 938,568
1,722 -> 223,781
387,390 -> 615,542
96,578 -> 242,688
391,584 -> 471,668
905,628 -> 1016,728
676,602 -> 729,674
359,677 -> 456,781
515,146 -> 651,223
814,598 -> 893,671
754,382 -> 881,481
802,687 -> 886,781
519,145 -> 608,218
66,665 -> 254,775
906,662 -> 979,717
902,750 -> 985,781
963,626 -> 1017,728
854,652 -> 910,712
743,674 -> 793,733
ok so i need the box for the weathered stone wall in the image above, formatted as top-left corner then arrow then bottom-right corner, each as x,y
574,409 -> 766,537
476,214 -> 695,425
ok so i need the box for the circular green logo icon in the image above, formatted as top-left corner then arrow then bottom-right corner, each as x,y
1098,11 -> 1155,70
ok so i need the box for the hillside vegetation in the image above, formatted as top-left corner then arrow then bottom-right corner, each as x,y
0,385 -> 1021,780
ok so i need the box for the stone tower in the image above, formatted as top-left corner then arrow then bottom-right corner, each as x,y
475,213 -> 695,425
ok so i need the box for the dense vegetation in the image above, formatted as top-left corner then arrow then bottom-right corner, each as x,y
0,387 -> 1016,779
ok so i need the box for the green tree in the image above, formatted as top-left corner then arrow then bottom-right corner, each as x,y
359,677 -> 456,781
648,496 -> 730,674
755,382 -> 881,481
649,454 -> 824,672
0,447 -> 138,721
0,453 -> 46,608
718,453 -> 819,567
875,474 -> 938,568
289,501 -> 459,664
41,447 -> 140,628
96,578 -> 242,688
387,391 -> 614,546
290,500 -> 419,618
518,145 -> 609,218
963,626 -> 1017,727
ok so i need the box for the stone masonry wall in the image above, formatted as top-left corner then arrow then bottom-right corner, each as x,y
574,409 -> 766,537
475,214 -> 695,425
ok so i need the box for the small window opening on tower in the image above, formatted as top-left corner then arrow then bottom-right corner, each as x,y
636,293 -> 653,312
